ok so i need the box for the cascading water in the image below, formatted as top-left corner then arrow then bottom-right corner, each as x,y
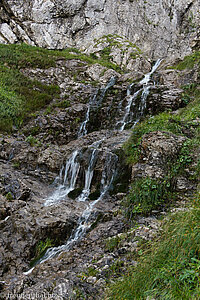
28,151 -> 118,269
78,76 -> 116,137
24,60 -> 162,274
44,150 -> 81,206
140,59 -> 162,85
117,59 -> 162,130
77,148 -> 98,202
118,88 -> 143,131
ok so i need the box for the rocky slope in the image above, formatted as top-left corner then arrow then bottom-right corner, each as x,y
0,1 -> 199,299
0,40 -> 199,299
0,0 -> 199,59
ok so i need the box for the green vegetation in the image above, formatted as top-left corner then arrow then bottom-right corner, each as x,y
93,34 -> 143,70
0,43 -> 122,71
30,238 -> 54,267
171,51 -> 200,70
5,192 -> 13,201
0,61 -> 60,131
25,135 -> 39,147
105,234 -> 126,252
124,177 -> 174,217
107,201 -> 200,299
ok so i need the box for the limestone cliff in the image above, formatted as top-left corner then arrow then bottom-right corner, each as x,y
0,0 -> 199,59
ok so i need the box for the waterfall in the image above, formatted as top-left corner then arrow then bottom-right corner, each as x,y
31,152 -> 118,267
118,88 -> 143,131
78,76 -> 116,137
77,148 -> 98,202
117,59 -> 162,130
140,59 -> 162,85
44,150 -> 80,206
24,61 -> 162,274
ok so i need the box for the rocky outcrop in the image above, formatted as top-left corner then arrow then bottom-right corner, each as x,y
0,0 -> 199,60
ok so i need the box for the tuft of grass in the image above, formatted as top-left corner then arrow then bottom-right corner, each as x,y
107,202 -> 200,299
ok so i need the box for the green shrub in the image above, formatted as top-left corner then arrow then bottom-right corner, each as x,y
25,135 -> 38,146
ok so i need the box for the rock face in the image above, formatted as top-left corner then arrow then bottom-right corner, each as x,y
0,0 -> 199,59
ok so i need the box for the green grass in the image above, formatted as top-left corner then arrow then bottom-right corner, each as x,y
0,62 -> 60,131
0,43 -> 122,72
171,51 -> 200,70
107,200 -> 200,299
123,177 -> 175,218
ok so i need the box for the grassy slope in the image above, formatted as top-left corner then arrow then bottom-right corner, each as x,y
0,43 -> 122,132
107,52 -> 200,299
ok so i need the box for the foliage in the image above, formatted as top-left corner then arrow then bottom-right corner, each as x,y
107,202 -> 200,299
25,135 -> 38,147
105,234 -> 126,252
123,177 -> 174,217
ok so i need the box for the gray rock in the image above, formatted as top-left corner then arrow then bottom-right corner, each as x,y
0,0 -> 199,60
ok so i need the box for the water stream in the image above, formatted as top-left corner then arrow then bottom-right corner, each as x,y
78,76 -> 116,137
44,150 -> 81,207
24,60 -> 161,274
117,59 -> 162,130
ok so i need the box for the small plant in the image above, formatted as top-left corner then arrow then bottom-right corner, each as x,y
12,161 -> 20,169
25,135 -> 38,146
5,192 -> 13,201
105,236 -> 122,252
